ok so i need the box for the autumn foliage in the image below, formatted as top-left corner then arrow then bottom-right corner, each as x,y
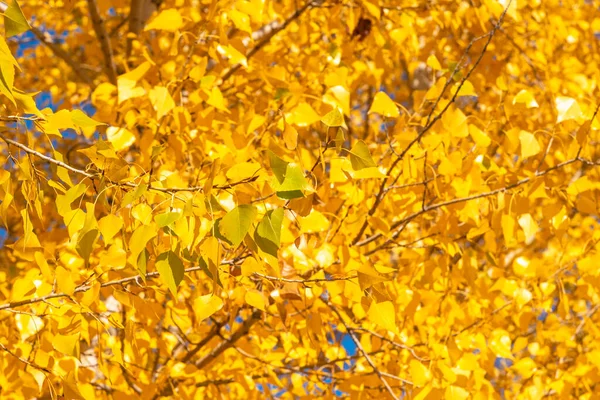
2,0 -> 600,398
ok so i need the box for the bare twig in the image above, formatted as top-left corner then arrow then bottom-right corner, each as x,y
358,156 -> 583,251
0,256 -> 246,311
328,303 -> 402,399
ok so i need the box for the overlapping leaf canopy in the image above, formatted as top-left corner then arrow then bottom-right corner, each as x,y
2,0 -> 600,398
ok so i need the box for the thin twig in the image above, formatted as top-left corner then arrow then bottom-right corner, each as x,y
327,303 -> 402,399
220,1 -> 315,82
351,1 -> 512,245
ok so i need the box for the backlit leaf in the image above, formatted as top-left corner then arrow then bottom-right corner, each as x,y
348,140 -> 376,170
368,91 -> 399,118
156,251 -> 185,296
215,205 -> 257,247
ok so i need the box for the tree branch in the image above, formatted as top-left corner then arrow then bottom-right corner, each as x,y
87,0 -> 118,85
30,25 -> 95,85
327,303 -> 402,399
220,1 -> 315,83
351,0 -> 512,245
0,133 -> 259,194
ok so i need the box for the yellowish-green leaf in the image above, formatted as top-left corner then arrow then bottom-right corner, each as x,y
215,205 -> 257,247
518,130 -> 540,159
149,86 -> 175,119
156,251 -> 185,296
4,0 -> 31,37
321,108 -> 344,127
348,140 -> 376,170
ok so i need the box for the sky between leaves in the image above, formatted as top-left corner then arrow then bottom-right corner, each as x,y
2,0 -> 600,399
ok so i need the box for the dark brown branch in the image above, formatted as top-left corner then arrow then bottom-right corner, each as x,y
30,26 -> 95,85
220,1 -> 315,83
87,0 -> 118,84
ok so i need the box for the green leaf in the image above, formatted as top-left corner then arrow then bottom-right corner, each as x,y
215,205 -> 257,247
4,0 -> 31,37
269,152 -> 311,199
269,151 -> 288,183
156,251 -> 185,296
321,108 -> 344,127
348,140 -> 377,170
137,248 -> 149,280
76,229 -> 98,263
255,208 -> 284,256
199,256 -> 223,288
334,128 -> 345,152
155,211 -> 181,227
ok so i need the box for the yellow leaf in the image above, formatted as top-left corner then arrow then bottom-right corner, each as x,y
194,294 -> 224,321
241,257 -> 265,277
229,9 -> 252,33
489,329 -> 513,359
367,301 -> 396,332
226,161 -> 261,181
409,360 -> 431,387
454,80 -> 477,97
207,87 -> 229,112
501,214 -> 515,245
426,54 -> 442,70
512,89 -> 538,108
518,213 -> 538,245
34,251 -> 52,282
56,266 -> 76,295
149,86 -> 175,119
445,386 -> 469,400
106,126 -> 135,151
555,96 -> 583,123
217,44 -> 248,67
98,214 -> 123,243
145,9 -> 184,32
300,210 -> 330,233
15,314 -> 44,341
512,358 -> 537,379
283,122 -> 298,150
368,91 -> 399,118
288,103 -> 321,126
518,130 -> 540,159
321,108 -> 345,127
245,289 -> 265,311
514,287 -> 532,309
469,124 -> 491,147
442,106 -> 468,137
52,333 -> 80,357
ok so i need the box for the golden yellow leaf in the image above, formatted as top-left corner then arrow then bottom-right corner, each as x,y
367,301 -> 396,332
245,289 -> 266,311
368,91 -> 399,118
518,130 -> 540,159
145,9 -> 184,32
409,360 -> 431,387
194,294 -> 224,321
